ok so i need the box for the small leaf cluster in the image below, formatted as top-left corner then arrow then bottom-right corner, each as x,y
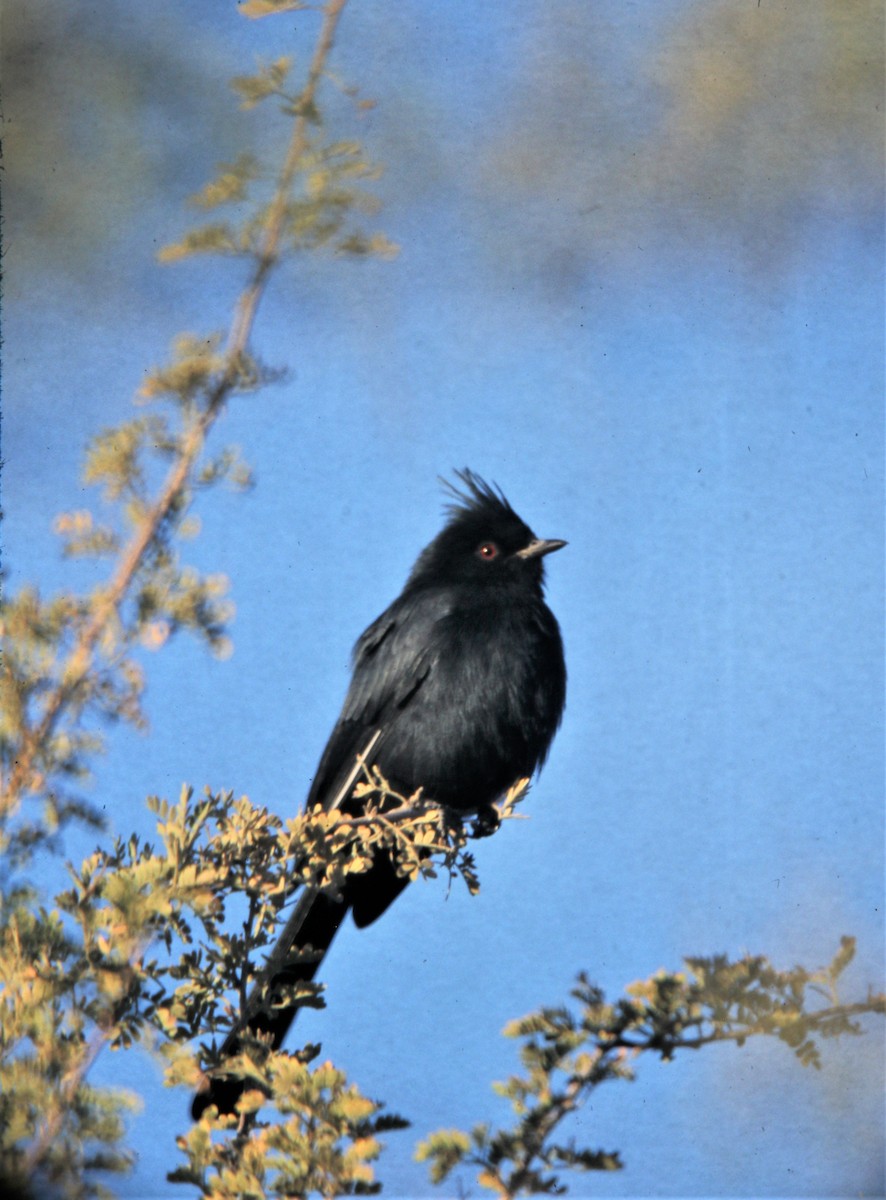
172,1054 -> 408,1199
416,938 -> 886,1197
0,900 -> 139,1200
159,137 -> 396,265
159,57 -> 397,266
0,589 -> 107,858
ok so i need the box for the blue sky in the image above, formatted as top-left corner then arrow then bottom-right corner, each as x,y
4,2 -> 884,1197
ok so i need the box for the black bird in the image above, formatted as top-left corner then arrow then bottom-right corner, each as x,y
193,470 -> 566,1118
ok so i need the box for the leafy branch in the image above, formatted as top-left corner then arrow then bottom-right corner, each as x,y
1,772 -> 519,1198
417,937 -> 886,1197
0,0 -> 393,861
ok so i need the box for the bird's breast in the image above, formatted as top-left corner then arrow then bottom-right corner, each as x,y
376,597 -> 564,811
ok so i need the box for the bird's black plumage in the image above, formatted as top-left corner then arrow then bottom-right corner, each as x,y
193,471 -> 566,1118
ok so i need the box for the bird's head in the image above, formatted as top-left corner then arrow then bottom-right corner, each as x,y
405,470 -> 566,593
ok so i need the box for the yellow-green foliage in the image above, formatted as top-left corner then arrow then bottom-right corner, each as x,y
416,938 -> 885,1198
0,777 -> 497,1199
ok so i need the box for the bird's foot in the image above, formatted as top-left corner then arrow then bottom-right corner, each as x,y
470,805 -> 501,839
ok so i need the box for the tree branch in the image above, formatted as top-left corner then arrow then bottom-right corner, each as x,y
0,0 -> 351,815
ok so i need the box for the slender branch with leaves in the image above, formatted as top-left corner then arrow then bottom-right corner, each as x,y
417,937 -> 886,1198
0,0 -> 393,855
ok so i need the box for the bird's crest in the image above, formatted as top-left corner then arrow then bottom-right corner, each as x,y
439,469 -> 516,523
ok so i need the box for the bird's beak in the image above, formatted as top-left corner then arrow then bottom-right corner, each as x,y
515,538 -> 567,560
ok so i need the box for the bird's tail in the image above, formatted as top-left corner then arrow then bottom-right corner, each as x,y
191,884 -> 349,1119
191,731 -> 386,1120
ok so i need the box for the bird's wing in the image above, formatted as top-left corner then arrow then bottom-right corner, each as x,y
301,588 -> 454,929
305,587 -> 453,813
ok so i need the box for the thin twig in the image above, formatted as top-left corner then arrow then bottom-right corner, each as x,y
616,996 -> 886,1052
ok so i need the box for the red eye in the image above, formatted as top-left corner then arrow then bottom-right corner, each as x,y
477,542 -> 500,560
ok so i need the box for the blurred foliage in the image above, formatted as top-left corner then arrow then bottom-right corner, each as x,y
0,0 -> 393,862
6,0 -> 880,303
159,132 -> 396,264
475,0 -> 884,286
2,2 -> 247,287
240,0 -> 314,18
0,370 -> 244,861
417,937 -> 886,1197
